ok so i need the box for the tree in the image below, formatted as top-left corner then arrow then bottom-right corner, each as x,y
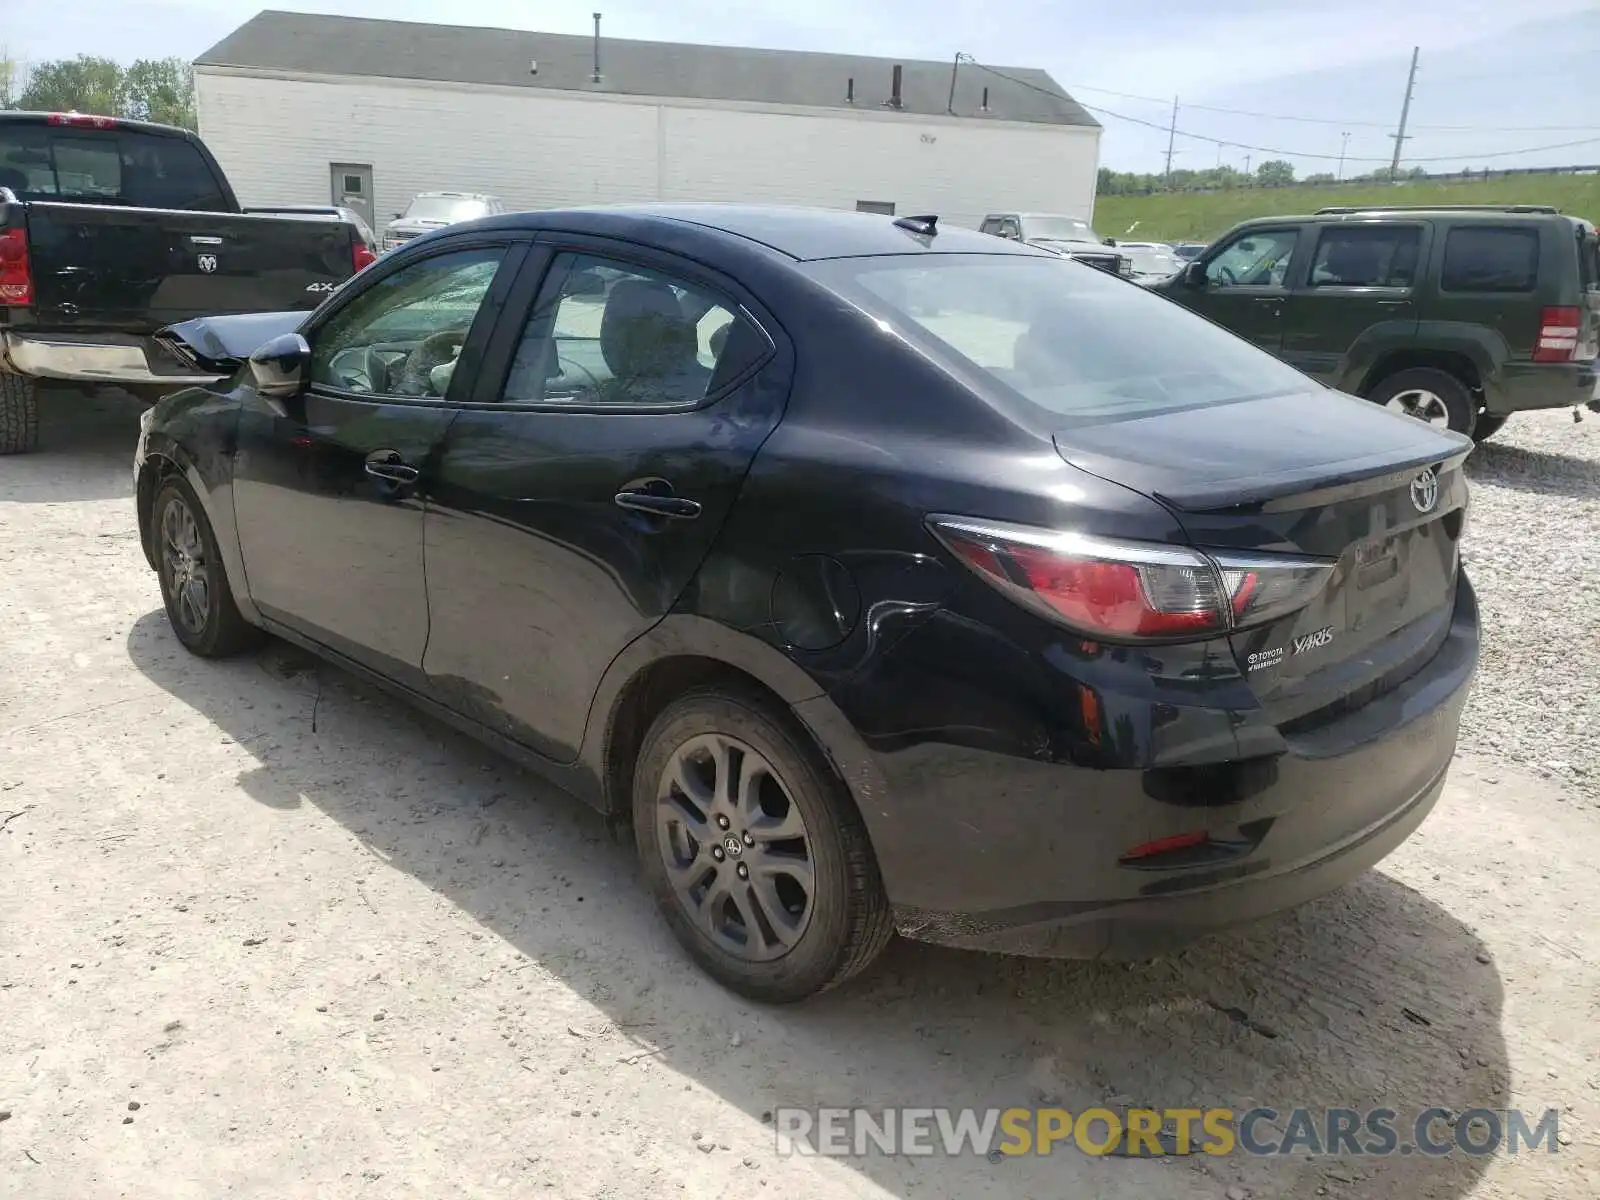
123,57 -> 195,130
17,55 -> 126,116
1304,172 -> 1336,185
1255,159 -> 1296,188
0,54 -> 23,108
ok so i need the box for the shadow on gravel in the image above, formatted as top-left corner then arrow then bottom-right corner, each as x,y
128,614 -> 1510,1200
0,385 -> 144,504
1467,437 -> 1599,501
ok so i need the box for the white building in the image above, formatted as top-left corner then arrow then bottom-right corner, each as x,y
193,11 -> 1101,237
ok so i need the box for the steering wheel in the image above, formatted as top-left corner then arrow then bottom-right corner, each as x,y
555,353 -> 603,394
1217,265 -> 1237,286
362,346 -> 389,394
395,330 -> 467,396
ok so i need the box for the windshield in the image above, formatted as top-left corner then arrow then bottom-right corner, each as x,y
403,195 -> 490,223
806,254 -> 1312,426
1026,217 -> 1101,243
1125,247 -> 1182,275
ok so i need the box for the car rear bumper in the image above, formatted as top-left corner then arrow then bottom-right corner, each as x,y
798,573 -> 1478,960
1488,359 -> 1598,415
2,331 -> 226,388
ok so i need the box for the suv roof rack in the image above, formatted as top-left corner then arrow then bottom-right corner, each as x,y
1315,204 -> 1560,215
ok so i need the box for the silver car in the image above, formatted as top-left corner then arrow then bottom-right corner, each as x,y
383,191 -> 506,252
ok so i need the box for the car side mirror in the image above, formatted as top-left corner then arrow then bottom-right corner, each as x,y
1182,261 -> 1207,287
248,332 -> 311,402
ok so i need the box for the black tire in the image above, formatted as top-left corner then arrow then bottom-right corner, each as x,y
150,477 -> 264,658
632,686 -> 893,1003
1471,413 -> 1509,443
1366,367 -> 1475,436
1,373 -> 40,455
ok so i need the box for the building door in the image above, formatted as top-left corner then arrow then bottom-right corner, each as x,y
330,163 -> 374,230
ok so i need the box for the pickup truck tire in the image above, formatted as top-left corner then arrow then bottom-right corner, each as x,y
151,477 -> 264,658
1471,414 -> 1509,443
1366,368 -> 1475,437
0,373 -> 40,455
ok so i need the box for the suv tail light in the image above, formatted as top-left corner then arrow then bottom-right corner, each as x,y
0,227 -> 33,306
1534,306 -> 1581,363
929,516 -> 1333,642
352,241 -> 377,273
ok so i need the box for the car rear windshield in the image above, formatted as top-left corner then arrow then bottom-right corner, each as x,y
0,124 -> 227,211
807,253 -> 1313,426
404,196 -> 490,222
1024,217 -> 1101,243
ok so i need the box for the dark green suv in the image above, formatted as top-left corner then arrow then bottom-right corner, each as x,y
1155,204 -> 1600,438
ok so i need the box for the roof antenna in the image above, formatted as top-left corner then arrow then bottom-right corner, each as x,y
894,214 -> 938,237
591,12 -> 603,83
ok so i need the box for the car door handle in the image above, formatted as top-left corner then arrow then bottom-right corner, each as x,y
615,491 -> 702,519
365,451 -> 420,484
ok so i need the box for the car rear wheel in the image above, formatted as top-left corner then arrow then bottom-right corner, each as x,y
1367,367 -> 1474,436
632,686 -> 893,1002
0,373 -> 40,455
152,478 -> 264,658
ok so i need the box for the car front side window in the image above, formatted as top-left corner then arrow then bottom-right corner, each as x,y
310,247 -> 506,398
1205,229 -> 1299,288
500,252 -> 767,408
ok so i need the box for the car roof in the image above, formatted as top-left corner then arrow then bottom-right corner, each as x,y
474,204 -> 1046,261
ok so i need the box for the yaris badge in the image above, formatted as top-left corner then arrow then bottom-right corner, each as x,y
1410,468 -> 1438,514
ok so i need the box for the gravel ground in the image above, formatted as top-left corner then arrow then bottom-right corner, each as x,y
1459,409 -> 1600,797
0,394 -> 1596,1199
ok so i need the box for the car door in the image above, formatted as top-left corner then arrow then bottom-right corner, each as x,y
1171,225 -> 1302,355
231,237 -> 524,687
422,242 -> 792,763
1282,221 -> 1427,384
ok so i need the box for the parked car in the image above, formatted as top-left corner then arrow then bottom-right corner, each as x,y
383,192 -> 506,252
1153,204 -> 1600,438
137,205 -> 1478,1003
1173,241 -> 1208,260
1122,244 -> 1185,285
0,111 -> 375,454
979,212 -> 1130,276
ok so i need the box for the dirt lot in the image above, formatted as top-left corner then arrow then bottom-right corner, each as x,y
2,393 -> 1597,1199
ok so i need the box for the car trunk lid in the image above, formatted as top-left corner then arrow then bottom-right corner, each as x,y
1054,387 -> 1472,726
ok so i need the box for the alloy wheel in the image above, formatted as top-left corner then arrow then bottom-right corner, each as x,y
1384,388 -> 1452,427
654,733 -> 815,961
161,496 -> 211,635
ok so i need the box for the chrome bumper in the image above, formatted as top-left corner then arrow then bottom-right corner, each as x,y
2,331 -> 226,387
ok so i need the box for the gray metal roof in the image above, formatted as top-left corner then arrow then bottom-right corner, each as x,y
195,11 -> 1098,129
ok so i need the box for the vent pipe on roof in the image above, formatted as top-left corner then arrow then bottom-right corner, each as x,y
846,77 -> 854,104
981,86 -> 989,112
889,63 -> 903,109
591,12 -> 603,83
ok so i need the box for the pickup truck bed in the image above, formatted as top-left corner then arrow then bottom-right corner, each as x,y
1,111 -> 373,453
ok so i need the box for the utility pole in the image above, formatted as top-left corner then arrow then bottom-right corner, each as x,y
1244,153 -> 1252,182
1163,95 -> 1179,185
947,52 -> 960,115
1388,46 -> 1419,178
1338,131 -> 1350,180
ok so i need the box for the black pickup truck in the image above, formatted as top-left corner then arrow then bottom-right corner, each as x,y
1,111 -> 375,453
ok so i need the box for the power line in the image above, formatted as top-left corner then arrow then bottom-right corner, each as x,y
1055,78 -> 1599,134
959,56 -> 1600,164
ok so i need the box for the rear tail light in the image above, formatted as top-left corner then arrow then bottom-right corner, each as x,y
1534,305 -> 1581,363
929,516 -> 1334,643
0,226 -> 33,306
45,112 -> 118,129
352,241 -> 377,273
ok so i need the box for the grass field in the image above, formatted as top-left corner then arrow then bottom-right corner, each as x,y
1093,175 -> 1600,243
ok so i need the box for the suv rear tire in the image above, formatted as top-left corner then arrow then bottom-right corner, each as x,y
1367,368 -> 1475,436
1471,414 -> 1508,443
0,373 -> 40,455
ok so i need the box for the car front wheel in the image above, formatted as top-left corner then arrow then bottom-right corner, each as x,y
632,686 -> 893,1002
152,478 -> 263,658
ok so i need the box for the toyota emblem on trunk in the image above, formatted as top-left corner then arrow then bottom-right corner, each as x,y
1410,468 -> 1439,514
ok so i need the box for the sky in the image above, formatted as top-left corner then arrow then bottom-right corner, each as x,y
5,0 -> 1599,176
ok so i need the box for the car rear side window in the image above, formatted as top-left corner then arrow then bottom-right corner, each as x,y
808,253 -> 1312,426
500,252 -> 769,408
1441,227 -> 1539,293
1308,225 -> 1422,288
0,125 -> 227,210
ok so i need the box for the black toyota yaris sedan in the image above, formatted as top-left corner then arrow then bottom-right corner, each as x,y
135,205 -> 1478,1002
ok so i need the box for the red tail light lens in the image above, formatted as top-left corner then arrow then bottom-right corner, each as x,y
929,517 -> 1334,643
0,227 -> 33,306
1534,305 -> 1581,363
352,241 -> 377,273
46,112 -> 118,129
